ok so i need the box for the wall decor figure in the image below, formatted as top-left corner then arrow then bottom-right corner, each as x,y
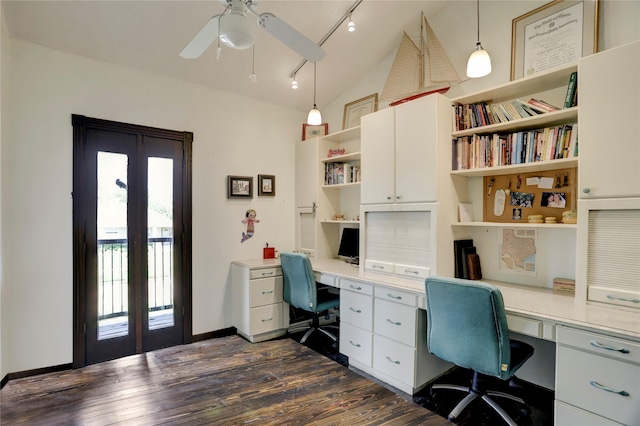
241,209 -> 259,243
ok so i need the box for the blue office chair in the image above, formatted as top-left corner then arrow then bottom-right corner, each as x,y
425,276 -> 535,426
280,252 -> 340,344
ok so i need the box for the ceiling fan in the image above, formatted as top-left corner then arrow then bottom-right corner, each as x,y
180,0 -> 325,62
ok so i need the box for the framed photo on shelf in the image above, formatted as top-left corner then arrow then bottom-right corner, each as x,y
511,0 -> 600,80
227,176 -> 253,199
302,123 -> 328,141
342,93 -> 378,130
258,174 -> 276,196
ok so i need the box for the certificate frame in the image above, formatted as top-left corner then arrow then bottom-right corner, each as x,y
342,93 -> 378,130
510,0 -> 599,80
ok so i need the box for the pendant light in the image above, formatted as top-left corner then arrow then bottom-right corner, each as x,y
307,62 -> 322,125
466,0 -> 492,78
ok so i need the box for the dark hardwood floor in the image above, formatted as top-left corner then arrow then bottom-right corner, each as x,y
1,335 -> 451,425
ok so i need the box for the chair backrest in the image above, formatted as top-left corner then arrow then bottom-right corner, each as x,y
280,252 -> 318,313
425,276 -> 512,380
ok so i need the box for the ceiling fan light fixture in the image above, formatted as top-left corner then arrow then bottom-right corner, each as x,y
219,12 -> 255,49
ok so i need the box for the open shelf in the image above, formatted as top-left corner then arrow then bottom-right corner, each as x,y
452,221 -> 577,228
321,152 -> 361,163
451,157 -> 578,177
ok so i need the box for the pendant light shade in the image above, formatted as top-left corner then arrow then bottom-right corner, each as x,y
467,0 -> 491,78
307,62 -> 322,125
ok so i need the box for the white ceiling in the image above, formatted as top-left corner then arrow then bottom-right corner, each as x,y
2,0 -> 451,113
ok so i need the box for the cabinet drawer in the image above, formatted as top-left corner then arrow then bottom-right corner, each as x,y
364,259 -> 394,274
340,322 -> 372,367
556,345 -> 640,425
314,271 -> 335,287
394,264 -> 430,280
340,279 -> 374,296
373,334 -> 416,386
506,314 -> 542,338
375,286 -> 417,307
250,267 -> 282,280
557,326 -> 640,364
340,290 -> 373,331
374,298 -> 416,347
554,401 -> 619,426
249,304 -> 283,335
249,276 -> 283,307
588,286 -> 640,310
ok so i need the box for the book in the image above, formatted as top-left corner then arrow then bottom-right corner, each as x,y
454,239 -> 474,278
466,252 -> 482,280
458,203 -> 474,222
528,98 -> 560,112
564,71 -> 578,108
519,99 -> 548,114
462,246 -> 477,279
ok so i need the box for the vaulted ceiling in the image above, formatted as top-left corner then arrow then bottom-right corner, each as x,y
2,0 -> 451,112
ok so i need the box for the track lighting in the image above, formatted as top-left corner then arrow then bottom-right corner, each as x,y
291,75 -> 298,89
467,0 -> 491,78
347,14 -> 355,32
307,62 -> 322,125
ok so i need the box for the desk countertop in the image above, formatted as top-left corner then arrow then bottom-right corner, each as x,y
232,258 -> 640,342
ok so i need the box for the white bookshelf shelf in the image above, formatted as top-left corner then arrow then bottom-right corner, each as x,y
451,157 -> 578,177
452,221 -> 577,229
321,152 -> 361,163
322,182 -> 361,189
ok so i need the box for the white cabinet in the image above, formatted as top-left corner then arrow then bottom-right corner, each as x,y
231,263 -> 285,343
295,127 -> 361,259
556,326 -> 640,425
361,94 -> 449,204
579,41 -> 640,199
339,278 -> 450,395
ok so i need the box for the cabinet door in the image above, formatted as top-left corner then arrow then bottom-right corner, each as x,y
579,41 -> 640,198
361,108 -> 395,204
296,139 -> 318,208
395,96 -> 438,203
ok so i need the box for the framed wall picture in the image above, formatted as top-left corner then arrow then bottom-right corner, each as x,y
511,0 -> 600,80
342,93 -> 378,130
258,174 -> 276,196
302,123 -> 328,141
227,176 -> 253,199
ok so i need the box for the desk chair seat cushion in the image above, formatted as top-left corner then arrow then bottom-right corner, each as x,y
425,276 -> 533,381
281,252 -> 339,314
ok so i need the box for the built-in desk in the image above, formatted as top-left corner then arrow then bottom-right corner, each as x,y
231,258 -> 640,424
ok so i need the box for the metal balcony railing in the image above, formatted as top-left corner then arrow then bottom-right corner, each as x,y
97,237 -> 173,320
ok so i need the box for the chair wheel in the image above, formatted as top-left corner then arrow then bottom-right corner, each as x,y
519,405 -> 531,417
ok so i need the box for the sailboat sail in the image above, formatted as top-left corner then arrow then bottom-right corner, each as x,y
381,13 -> 461,104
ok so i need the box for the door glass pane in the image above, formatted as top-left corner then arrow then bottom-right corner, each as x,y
147,157 -> 174,330
97,152 -> 129,340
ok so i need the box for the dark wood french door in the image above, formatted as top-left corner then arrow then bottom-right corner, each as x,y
72,115 -> 193,367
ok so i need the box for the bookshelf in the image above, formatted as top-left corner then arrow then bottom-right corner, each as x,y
448,64 -> 580,289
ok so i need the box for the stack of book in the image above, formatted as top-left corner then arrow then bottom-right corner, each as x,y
324,163 -> 360,185
452,123 -> 577,170
553,277 -> 576,294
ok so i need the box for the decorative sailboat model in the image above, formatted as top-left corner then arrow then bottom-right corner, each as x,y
381,13 -> 461,107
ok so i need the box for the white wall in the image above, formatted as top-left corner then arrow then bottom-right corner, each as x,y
0,2 -> 6,381
1,38 -> 302,374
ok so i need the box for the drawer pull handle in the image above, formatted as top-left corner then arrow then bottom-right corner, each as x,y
589,381 -> 630,397
349,284 -> 362,290
404,269 -> 419,275
261,317 -> 273,322
372,265 -> 384,270
349,307 -> 362,313
387,293 -> 402,300
261,271 -> 274,276
386,319 -> 402,326
606,294 -> 640,304
385,356 -> 400,365
589,341 -> 630,353
261,290 -> 274,294
349,340 -> 361,348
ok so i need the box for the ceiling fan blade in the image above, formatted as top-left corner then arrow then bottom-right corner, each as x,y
180,15 -> 221,59
258,13 -> 325,62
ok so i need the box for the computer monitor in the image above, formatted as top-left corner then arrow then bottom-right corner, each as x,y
338,228 -> 359,264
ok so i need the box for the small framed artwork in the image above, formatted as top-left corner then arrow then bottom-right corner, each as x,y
258,174 -> 276,197
511,0 -> 600,80
302,123 -> 328,141
227,176 -> 253,199
343,93 -> 378,130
